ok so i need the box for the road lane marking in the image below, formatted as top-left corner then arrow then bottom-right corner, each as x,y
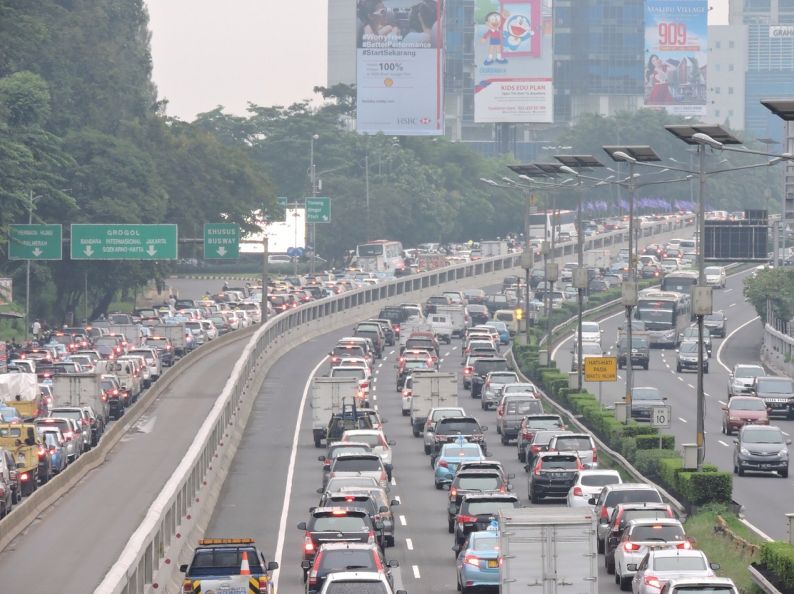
550,309 -> 624,360
444,351 -> 450,357
372,394 -> 377,401
717,314 -> 761,373
374,404 -> 379,411
412,565 -> 421,579
378,363 -> 383,368
718,440 -> 729,447
718,400 -> 727,406
679,417 -> 688,423
665,363 -> 670,368
687,384 -> 694,389
728,303 -> 737,308
391,476 -> 397,486
724,288 -> 733,293
272,355 -> 327,593
678,377 -> 685,382
406,538 -> 414,550
394,495 -> 401,503
390,350 -> 395,355
399,515 -> 407,526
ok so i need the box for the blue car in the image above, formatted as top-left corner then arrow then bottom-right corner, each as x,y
39,429 -> 68,474
484,321 -> 510,345
455,525 -> 501,592
433,439 -> 484,489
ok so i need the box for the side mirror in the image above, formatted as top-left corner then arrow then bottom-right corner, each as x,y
481,426 -> 489,432
318,455 -> 326,462
626,563 -> 638,572
710,562 -> 721,570
179,563 -> 188,573
300,560 -> 311,570
375,521 -> 384,530
316,487 -> 324,494
309,506 -> 317,514
268,561 -> 279,571
297,521 -> 307,531
379,505 -> 389,513
722,406 -> 728,411
387,560 -> 400,568
388,440 -> 396,446
588,497 -> 597,505
391,499 -> 400,506
733,439 -> 739,446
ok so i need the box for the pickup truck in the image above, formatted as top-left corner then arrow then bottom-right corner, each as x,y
180,538 -> 278,594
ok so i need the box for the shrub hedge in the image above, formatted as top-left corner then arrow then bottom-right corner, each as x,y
760,542 -> 794,592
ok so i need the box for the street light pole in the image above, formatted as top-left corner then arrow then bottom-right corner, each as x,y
25,190 -> 43,341
695,143 -> 707,469
625,162 -> 637,417
309,134 -> 319,275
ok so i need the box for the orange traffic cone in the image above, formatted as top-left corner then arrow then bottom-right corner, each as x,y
240,551 -> 251,576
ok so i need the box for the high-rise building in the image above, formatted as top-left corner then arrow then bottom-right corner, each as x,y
707,25 -> 748,130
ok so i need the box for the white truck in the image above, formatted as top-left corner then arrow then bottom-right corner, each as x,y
481,240 -> 509,258
310,376 -> 359,448
0,373 -> 46,420
52,373 -> 109,423
584,248 -> 611,271
151,323 -> 188,355
436,304 -> 469,338
498,507 -> 598,594
409,372 -> 458,436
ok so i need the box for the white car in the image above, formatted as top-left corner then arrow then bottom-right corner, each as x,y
329,365 -> 371,407
341,429 -> 395,467
200,320 -> 218,340
566,469 -> 622,507
615,518 -> 689,591
704,265 -> 726,288
660,258 -> 680,273
630,549 -> 717,594
319,571 -> 398,594
579,321 -> 602,345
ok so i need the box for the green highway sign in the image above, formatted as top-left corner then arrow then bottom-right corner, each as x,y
9,224 -> 63,260
305,197 -> 331,223
204,223 -> 239,259
71,224 -> 178,260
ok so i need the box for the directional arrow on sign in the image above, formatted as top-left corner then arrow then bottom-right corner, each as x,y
32,248 -> 42,257
322,215 -> 329,222
217,246 -> 227,257
84,246 -> 94,257
146,245 -> 157,256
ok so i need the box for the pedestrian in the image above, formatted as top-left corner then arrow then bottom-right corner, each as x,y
31,319 -> 41,341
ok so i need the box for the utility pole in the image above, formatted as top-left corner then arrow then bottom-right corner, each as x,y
261,207 -> 269,324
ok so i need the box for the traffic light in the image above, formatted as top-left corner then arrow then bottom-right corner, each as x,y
515,307 -> 523,321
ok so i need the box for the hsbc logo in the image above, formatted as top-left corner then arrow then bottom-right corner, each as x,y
397,117 -> 417,125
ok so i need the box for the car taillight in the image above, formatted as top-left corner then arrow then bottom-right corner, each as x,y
592,448 -> 598,463
304,533 -> 315,553
402,390 -> 411,398
183,582 -> 194,593
457,514 -> 477,524
572,486 -> 583,497
380,470 -> 388,483
437,459 -> 448,468
676,541 -> 692,549
464,554 -> 480,568
367,530 -> 376,545
38,447 -> 46,458
623,542 -> 641,552
644,576 -> 663,590
498,485 -> 506,493
464,367 -> 473,375
20,472 -> 29,483
450,487 -> 457,499
360,381 -> 369,389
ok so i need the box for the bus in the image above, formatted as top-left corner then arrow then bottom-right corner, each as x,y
660,270 -> 698,319
528,210 -> 577,242
635,290 -> 691,347
353,240 -> 406,276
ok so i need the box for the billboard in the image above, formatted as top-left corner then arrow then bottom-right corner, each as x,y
356,0 -> 444,136
644,0 -> 708,115
473,0 -> 553,123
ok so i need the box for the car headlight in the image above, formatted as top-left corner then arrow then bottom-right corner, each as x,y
740,447 -> 750,456
779,449 -> 789,458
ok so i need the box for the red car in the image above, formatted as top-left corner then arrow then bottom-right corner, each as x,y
722,396 -> 769,435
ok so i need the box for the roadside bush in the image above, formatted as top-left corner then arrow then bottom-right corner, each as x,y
620,437 -> 637,462
760,542 -> 794,592
635,434 -> 675,450
623,424 -> 659,438
658,456 -> 684,491
634,449 -> 682,479
677,471 -> 732,505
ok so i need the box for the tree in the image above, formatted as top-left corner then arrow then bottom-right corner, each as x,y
744,268 -> 794,324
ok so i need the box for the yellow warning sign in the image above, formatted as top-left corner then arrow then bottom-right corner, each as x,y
584,357 -> 618,382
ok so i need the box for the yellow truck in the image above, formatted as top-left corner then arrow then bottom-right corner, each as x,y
0,423 -> 45,496
0,373 -> 47,420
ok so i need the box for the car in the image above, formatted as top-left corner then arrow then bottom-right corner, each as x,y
733,424 -> 791,477
496,395 -> 543,444
336,485 -> 400,547
630,548 -> 718,594
447,469 -> 511,533
703,311 -> 727,338
454,526 -> 501,592
656,577 -> 738,594
679,327 -> 712,355
433,440 -> 485,489
480,370 -> 520,410
423,406 -> 466,455
319,570 -> 405,594
593,484 -> 665,553
614,518 -> 689,591
618,336 -> 650,370
467,304 -> 490,326
528,452 -> 582,503
704,265 -> 726,288
566,469 -> 622,508
470,358 -> 509,398
179,538 -> 278,594
631,387 -> 667,421
0,448 -> 20,504
675,341 -> 708,373
340,430 -> 395,477
315,491 -> 398,549
516,414 -> 565,462
431,416 -> 488,461
721,396 -> 769,435
303,542 -> 398,594
727,364 -> 765,398
484,321 -> 510,344
327,453 -> 389,489
750,375 -> 794,419
570,342 -> 604,372
49,406 -> 94,450
318,442 -> 372,489
452,493 -> 519,547
547,433 -> 598,468
37,427 -> 68,474
580,321 -> 603,345
604,502 -> 677,574
523,429 -> 572,470
298,508 -> 382,575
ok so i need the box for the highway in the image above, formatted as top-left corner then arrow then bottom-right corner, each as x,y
552,268 -> 794,540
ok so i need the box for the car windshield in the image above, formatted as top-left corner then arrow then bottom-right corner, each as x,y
554,437 -> 593,450
582,344 -> 602,355
633,388 -> 661,401
679,342 -> 700,354
581,474 -> 620,487
582,323 -> 600,333
730,399 -> 766,411
325,498 -> 376,514
606,490 -> 663,506
457,476 -> 500,490
312,516 -> 368,532
756,379 -> 794,393
705,267 -> 722,275
325,478 -> 379,492
672,588 -> 734,594
507,400 -> 542,415
735,366 -> 764,378
320,550 -> 375,571
475,360 -> 508,373
489,373 -> 518,384
189,547 -> 262,576
653,556 -> 706,571
505,384 -> 535,394
541,456 -> 579,469
431,409 -> 464,421
443,445 -> 481,457
325,582 -> 389,594
630,524 -> 685,541
330,446 -> 370,458
438,420 -> 479,433
333,346 -> 364,357
704,313 -> 723,322
528,418 -> 564,430
742,429 -> 784,444
333,457 -> 381,472
347,434 -> 383,448
466,501 -> 517,516
471,535 -> 500,551
332,369 -> 366,379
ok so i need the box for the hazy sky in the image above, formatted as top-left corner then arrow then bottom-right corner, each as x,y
145,0 -> 729,122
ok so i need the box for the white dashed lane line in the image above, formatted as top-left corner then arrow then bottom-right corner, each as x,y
399,515 -> 407,526
678,417 -> 688,423
687,384 -> 694,389
406,538 -> 414,550
372,394 -> 377,401
678,377 -> 685,382
718,400 -> 727,406
391,476 -> 397,486
444,351 -> 450,357
412,566 -> 421,579
718,440 -> 730,447
389,350 -> 395,355
378,363 -> 383,368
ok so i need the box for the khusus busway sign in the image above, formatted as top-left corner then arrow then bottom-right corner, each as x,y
71,224 -> 178,260
204,223 -> 240,260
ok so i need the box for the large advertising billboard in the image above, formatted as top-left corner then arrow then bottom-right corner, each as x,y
644,0 -> 708,115
356,0 -> 444,136
473,0 -> 553,123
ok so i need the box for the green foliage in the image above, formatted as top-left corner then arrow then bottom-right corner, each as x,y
658,457 -> 684,490
620,437 -> 637,461
760,542 -> 794,592
0,71 -> 51,127
635,434 -> 675,450
676,471 -> 732,505
633,449 -> 680,477
744,267 -> 794,323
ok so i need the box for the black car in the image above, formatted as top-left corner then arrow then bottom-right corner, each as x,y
432,416 -> 488,460
527,453 -> 581,503
467,304 -> 490,325
703,310 -> 727,338
470,357 -> 509,398
484,294 -> 509,314
297,508 -> 381,576
446,470 -> 509,533
377,307 -> 411,338
452,493 -> 519,546
315,492 -> 398,549
302,542 -> 397,594
630,387 -> 667,421
617,336 -> 649,370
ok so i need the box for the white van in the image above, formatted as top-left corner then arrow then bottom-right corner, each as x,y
494,309 -> 519,336
436,304 -> 469,338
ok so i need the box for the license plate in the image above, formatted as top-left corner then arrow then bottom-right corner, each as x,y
487,560 -> 498,568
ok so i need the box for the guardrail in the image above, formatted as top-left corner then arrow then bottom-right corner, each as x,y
91,219 -> 692,594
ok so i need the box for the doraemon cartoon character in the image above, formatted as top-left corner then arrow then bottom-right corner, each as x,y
503,13 -> 533,52
481,10 -> 508,65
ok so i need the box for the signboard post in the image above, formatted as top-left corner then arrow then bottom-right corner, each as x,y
8,224 -> 63,260
651,404 -> 672,448
203,224 -> 240,260
305,197 -> 331,223
70,224 -> 178,260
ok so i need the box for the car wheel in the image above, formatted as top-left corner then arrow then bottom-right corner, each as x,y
782,467 -> 789,479
402,409 -> 409,417
412,428 -> 421,438
597,537 -> 605,554
606,554 -> 615,574
424,444 -> 431,455
518,447 -> 525,462
620,575 -> 632,591
435,481 -> 442,490
737,464 -> 745,477
448,518 -> 454,533
501,435 -> 509,446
